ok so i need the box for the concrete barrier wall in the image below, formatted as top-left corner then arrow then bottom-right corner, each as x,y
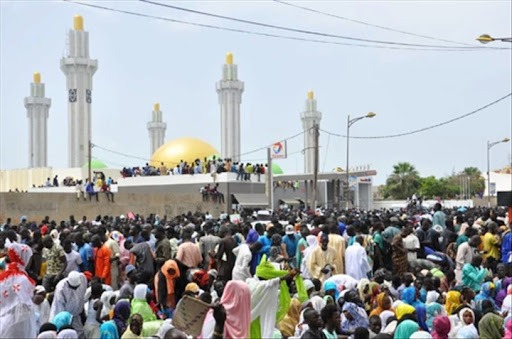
0,192 -> 223,224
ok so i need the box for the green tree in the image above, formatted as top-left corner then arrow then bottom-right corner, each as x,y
419,176 -> 443,199
384,162 -> 421,199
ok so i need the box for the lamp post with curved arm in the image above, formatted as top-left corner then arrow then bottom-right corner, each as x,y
487,137 -> 510,207
477,34 -> 512,44
345,112 -> 376,210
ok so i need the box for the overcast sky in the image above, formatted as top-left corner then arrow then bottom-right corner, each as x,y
1,0 -> 511,184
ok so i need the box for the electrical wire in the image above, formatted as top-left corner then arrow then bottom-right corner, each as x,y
65,0 -> 505,52
321,92 -> 511,139
92,128 -> 309,166
273,0 -> 476,47
139,0 -> 508,50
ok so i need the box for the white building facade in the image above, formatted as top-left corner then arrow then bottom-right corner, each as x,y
216,53 -> 244,162
60,15 -> 98,168
24,72 -> 51,168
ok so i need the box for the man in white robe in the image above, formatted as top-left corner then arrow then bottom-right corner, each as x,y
232,243 -> 252,281
345,236 -> 372,280
246,277 -> 281,338
50,271 -> 87,337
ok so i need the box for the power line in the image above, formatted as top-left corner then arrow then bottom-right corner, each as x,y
64,0 -> 489,52
273,0 -> 475,47
321,92 -> 511,139
93,128 -> 309,166
139,0 -> 504,50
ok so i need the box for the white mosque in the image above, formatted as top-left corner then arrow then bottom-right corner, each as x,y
1,15 -> 377,210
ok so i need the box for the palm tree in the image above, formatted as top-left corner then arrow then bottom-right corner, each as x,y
385,162 -> 421,199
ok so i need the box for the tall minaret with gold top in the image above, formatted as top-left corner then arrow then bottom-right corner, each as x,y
216,52 -> 244,162
24,72 -> 51,168
147,103 -> 167,156
60,15 -> 98,167
301,91 -> 322,173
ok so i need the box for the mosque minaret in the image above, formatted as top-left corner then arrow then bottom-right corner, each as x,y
216,52 -> 244,162
147,103 -> 167,156
300,91 -> 322,174
24,72 -> 51,168
60,15 -> 98,168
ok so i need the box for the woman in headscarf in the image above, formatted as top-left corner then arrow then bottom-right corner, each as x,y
496,276 -> 512,308
445,290 -> 461,315
394,319 -> 420,339
451,308 -> 478,338
431,315 -> 450,339
201,280 -> 251,338
380,310 -> 395,329
99,320 -> 119,339
231,239 -> 252,281
0,241 -> 37,339
425,302 -> 444,331
121,313 -> 143,339
357,278 -> 373,312
301,235 -> 318,279
324,281 -> 338,301
478,311 -> 504,339
341,302 -> 369,335
100,290 -> 117,320
370,292 -> 394,317
57,329 -> 78,339
131,284 -> 156,322
154,259 -> 180,316
112,300 -> 131,337
310,295 -> 326,313
501,284 -> 512,314
504,318 -> 512,339
277,298 -> 301,338
52,311 -> 73,331
474,282 -> 498,312
396,304 -> 416,322
401,286 -> 428,331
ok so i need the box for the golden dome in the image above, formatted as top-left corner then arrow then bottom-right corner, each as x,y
150,137 -> 219,168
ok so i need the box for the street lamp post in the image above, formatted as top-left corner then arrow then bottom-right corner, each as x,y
487,137 -> 510,207
345,112 -> 376,210
477,34 -> 512,44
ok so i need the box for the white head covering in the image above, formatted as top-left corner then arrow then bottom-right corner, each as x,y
310,296 -> 326,312
37,331 -> 57,339
57,329 -> 78,339
303,279 -> 315,292
67,271 -> 82,288
410,331 -> 433,339
426,291 -> 440,305
134,284 -> 148,300
379,310 -> 395,329
5,240 -> 33,268
35,285 -> 46,294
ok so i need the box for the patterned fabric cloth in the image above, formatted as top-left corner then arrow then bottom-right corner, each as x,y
43,244 -> 65,275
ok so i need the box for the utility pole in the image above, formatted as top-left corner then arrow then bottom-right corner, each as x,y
267,147 -> 273,210
312,124 -> 319,210
88,140 -> 92,184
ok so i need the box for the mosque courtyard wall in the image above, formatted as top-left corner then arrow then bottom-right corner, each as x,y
0,192 -> 223,224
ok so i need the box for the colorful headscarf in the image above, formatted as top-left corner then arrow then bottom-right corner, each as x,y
154,260 -> 180,309
394,319 -> 420,339
445,290 -> 461,315
324,281 -> 338,301
396,304 -> 416,320
478,312 -> 504,339
341,302 -> 369,334
369,292 -> 392,317
219,280 -> 251,339
113,300 -> 131,335
99,320 -> 119,339
426,302 -> 444,330
496,277 -> 512,308
277,298 -> 301,338
431,315 -> 451,339
51,311 -> 72,331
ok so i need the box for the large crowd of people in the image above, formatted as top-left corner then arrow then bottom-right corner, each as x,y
0,203 -> 511,339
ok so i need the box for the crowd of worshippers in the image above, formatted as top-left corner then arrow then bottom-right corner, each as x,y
120,158 -> 267,181
0,204 -> 511,339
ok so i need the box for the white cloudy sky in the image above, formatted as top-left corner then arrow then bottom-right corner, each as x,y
1,0 -> 511,184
